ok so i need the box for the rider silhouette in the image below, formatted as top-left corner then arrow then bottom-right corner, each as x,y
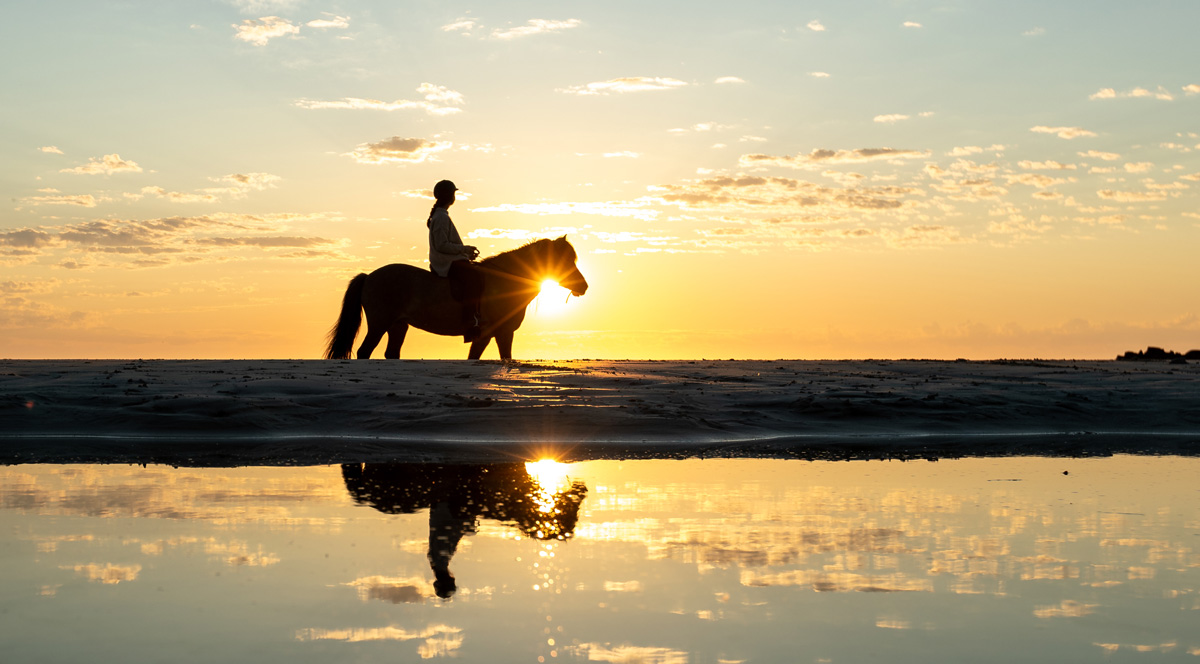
427,179 -> 484,342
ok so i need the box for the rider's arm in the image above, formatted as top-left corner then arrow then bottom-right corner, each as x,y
429,214 -> 468,256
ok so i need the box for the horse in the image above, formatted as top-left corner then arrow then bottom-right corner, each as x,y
324,235 -> 588,360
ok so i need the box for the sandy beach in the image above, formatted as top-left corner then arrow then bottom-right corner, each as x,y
3,359 -> 1198,465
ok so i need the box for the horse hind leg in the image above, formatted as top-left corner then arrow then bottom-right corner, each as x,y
356,324 -> 385,359
384,322 -> 409,359
494,331 -> 514,360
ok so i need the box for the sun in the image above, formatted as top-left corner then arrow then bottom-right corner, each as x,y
533,278 -> 574,316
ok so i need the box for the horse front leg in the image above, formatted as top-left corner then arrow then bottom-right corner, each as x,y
494,331 -> 514,360
467,336 -> 491,360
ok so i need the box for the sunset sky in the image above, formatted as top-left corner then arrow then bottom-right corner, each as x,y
3,1 -> 1199,359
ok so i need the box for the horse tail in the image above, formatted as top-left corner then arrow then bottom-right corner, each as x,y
324,273 -> 368,359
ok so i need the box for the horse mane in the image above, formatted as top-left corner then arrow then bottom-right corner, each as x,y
478,237 -> 554,268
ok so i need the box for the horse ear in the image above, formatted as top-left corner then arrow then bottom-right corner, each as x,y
556,234 -> 567,242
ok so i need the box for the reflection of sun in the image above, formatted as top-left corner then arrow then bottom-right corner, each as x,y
533,279 -> 573,316
525,459 -> 571,515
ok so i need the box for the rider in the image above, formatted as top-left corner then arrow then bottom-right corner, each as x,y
427,179 -> 483,342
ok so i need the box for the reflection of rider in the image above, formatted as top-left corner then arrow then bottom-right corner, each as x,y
341,463 -> 587,600
427,179 -> 483,342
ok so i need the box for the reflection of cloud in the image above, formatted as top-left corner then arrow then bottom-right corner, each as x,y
346,136 -> 451,164
232,16 -> 299,46
60,153 -> 142,175
62,563 -> 141,584
345,575 -> 432,604
741,569 -> 933,592
1034,600 -> 1098,618
1030,126 -> 1096,140
558,77 -> 687,96
604,580 -> 644,592
566,644 -> 689,664
296,623 -> 464,658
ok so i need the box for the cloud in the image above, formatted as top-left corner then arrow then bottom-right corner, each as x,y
1123,162 -> 1154,173
1005,173 -> 1066,188
23,194 -> 98,207
602,151 -> 640,158
227,0 -> 298,14
141,186 -> 218,204
441,18 -> 477,33
1089,86 -> 1174,101
740,148 -> 930,169
2,214 -> 338,266
668,122 -> 730,134
209,172 -> 281,192
874,114 -> 910,124
902,21 -> 922,28
1023,27 -> 1045,37
232,16 -> 299,46
491,18 -> 580,39
295,83 -> 464,116
1185,84 -> 1200,95
60,153 -> 142,175
810,71 -> 830,78
306,14 -> 349,29
1078,150 -> 1120,161
807,20 -> 826,31
558,77 -> 687,96
714,76 -> 745,84
345,136 -> 451,165
1097,189 -> 1169,202
1018,160 -> 1077,170
1030,126 -> 1096,140
471,200 -> 660,221
39,146 -> 64,154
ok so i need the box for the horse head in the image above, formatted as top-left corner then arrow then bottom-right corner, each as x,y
551,235 -> 588,297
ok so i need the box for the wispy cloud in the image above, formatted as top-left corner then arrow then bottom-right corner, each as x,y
1023,27 -> 1045,37
806,20 -> 826,32
140,186 -> 218,204
1030,126 -> 1096,140
22,194 -> 98,207
39,146 -> 64,154
491,18 -> 580,39
1097,189 -> 1169,202
471,200 -> 660,221
558,77 -> 687,96
1183,84 -> 1200,95
1019,160 -> 1077,170
874,114 -> 910,124
295,83 -> 464,115
306,14 -> 348,29
810,72 -> 830,78
714,76 -> 745,84
1089,86 -> 1174,101
1078,150 -> 1120,161
345,136 -> 451,165
740,148 -> 930,169
902,21 -> 922,28
60,153 -> 142,175
441,18 -> 477,33
232,16 -> 299,46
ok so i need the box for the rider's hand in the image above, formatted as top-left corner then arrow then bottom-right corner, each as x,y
464,245 -> 479,260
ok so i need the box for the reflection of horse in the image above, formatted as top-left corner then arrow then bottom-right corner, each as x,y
325,236 -> 588,360
341,463 -> 588,598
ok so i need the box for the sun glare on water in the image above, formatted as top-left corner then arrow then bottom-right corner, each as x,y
534,279 -> 573,316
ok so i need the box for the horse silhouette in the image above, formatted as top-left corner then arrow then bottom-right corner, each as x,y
341,462 -> 588,598
325,236 -> 588,360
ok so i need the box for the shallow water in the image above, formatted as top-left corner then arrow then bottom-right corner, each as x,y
2,456 -> 1198,663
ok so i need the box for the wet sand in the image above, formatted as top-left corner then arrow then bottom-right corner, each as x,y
2,359 -> 1198,465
